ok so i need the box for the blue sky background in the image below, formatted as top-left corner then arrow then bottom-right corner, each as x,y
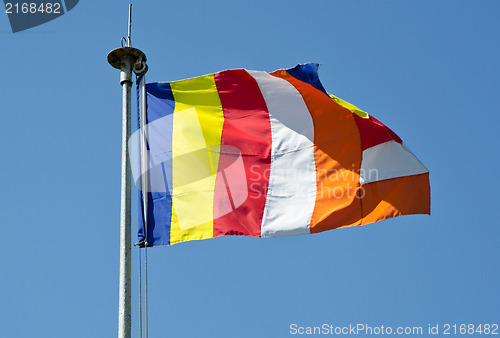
1,1 -> 499,337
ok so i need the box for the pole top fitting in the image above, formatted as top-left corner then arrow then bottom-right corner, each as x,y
107,47 -> 147,71
107,4 -> 148,80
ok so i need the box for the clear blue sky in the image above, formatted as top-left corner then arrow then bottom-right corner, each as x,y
1,1 -> 499,337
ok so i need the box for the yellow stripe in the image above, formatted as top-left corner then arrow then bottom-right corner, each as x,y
170,75 -> 224,244
328,93 -> 369,118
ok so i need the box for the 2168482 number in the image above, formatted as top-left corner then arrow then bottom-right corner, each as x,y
443,324 -> 498,335
5,2 -> 61,14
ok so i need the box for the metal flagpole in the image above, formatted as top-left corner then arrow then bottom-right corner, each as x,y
107,4 -> 147,338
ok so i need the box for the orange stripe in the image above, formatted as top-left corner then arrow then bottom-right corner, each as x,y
360,172 -> 430,224
270,70 -> 363,233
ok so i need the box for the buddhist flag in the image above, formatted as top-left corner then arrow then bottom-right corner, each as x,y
132,63 -> 430,246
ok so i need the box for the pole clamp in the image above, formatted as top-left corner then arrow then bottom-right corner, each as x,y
134,56 -> 148,76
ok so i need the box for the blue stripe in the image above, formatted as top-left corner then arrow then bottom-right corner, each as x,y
145,82 -> 176,122
137,82 -> 174,246
286,63 -> 328,96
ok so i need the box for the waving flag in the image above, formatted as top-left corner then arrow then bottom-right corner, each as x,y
133,63 -> 430,246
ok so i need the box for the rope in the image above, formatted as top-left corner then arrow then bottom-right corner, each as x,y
135,241 -> 147,338
136,243 -> 148,338
137,71 -> 149,338
145,243 -> 149,338
138,247 -> 143,338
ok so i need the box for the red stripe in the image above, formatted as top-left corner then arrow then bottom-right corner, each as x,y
213,70 -> 272,238
354,114 -> 402,150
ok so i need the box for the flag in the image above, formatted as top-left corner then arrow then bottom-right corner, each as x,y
133,63 -> 430,246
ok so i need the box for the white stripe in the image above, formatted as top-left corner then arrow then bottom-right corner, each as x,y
248,71 -> 316,238
360,141 -> 428,184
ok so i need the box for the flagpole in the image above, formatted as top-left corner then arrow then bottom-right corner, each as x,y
107,4 -> 147,338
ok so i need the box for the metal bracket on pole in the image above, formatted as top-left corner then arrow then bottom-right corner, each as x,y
107,4 -> 148,338
133,57 -> 148,77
